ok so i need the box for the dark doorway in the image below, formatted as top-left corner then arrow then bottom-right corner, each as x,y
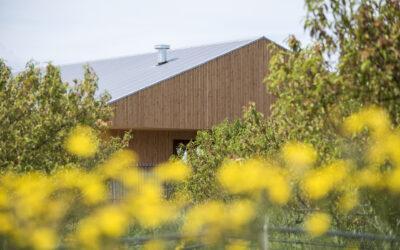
173,139 -> 191,155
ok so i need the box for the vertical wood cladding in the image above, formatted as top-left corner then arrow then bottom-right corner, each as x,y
111,38 -> 275,130
111,130 -> 197,165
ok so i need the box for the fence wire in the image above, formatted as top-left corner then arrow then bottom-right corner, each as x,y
119,226 -> 400,249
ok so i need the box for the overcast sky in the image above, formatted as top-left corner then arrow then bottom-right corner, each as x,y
0,0 -> 310,71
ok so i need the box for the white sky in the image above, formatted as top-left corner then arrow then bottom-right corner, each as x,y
0,0 -> 310,71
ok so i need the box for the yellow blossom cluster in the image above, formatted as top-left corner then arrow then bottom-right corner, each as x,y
282,142 -> 317,172
301,160 -> 349,200
218,158 -> 291,205
2,106 -> 400,248
215,107 -> 400,238
182,200 -> 255,243
343,106 -> 391,138
304,212 -> 332,237
64,125 -> 99,157
0,127 -> 192,249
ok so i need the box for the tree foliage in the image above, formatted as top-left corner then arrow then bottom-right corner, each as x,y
0,61 -> 130,173
182,0 -> 400,235
182,104 -> 274,202
267,0 -> 400,159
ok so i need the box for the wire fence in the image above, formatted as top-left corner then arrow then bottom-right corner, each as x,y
116,223 -> 400,249
106,166 -> 399,249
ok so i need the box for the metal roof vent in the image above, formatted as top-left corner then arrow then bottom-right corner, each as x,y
155,44 -> 170,65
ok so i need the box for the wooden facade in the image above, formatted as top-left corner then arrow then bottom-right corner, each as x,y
110,38 -> 276,165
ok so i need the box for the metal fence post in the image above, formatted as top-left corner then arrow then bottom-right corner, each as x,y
262,215 -> 269,250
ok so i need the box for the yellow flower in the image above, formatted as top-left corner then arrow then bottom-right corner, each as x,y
263,166 -> 291,205
343,107 -> 391,137
95,206 -> 129,237
364,107 -> 391,136
218,159 -> 290,204
0,213 -> 13,233
217,160 -> 263,194
367,133 -> 400,166
338,190 -> 359,213
385,133 -> 400,166
218,158 -> 267,194
182,201 -> 225,237
226,200 -> 255,230
302,161 -> 349,200
31,228 -> 57,250
343,112 -> 366,135
13,173 -> 54,219
356,168 -> 383,188
0,189 -> 8,207
79,174 -> 107,205
225,239 -> 250,250
387,168 -> 400,192
56,169 -> 106,204
143,240 -> 165,250
127,182 -> 176,228
65,125 -> 98,157
76,219 -> 100,249
155,160 -> 191,182
304,212 -> 331,237
98,150 -> 138,179
282,142 -> 317,171
182,200 -> 255,243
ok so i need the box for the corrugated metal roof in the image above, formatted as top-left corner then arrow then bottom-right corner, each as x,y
60,37 -> 265,103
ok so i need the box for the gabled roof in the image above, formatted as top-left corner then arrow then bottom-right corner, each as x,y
60,36 -> 267,103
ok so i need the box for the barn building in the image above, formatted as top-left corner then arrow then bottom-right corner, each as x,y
61,36 -> 278,166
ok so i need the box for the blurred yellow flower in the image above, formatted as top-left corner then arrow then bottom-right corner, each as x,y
0,190 -> 8,207
182,201 -> 225,238
30,228 -> 57,250
13,173 -> 54,219
95,206 -> 129,237
282,142 -> 317,171
218,159 -> 290,204
226,200 -> 255,230
343,107 -> 390,137
128,182 -> 177,228
143,240 -> 165,250
304,212 -> 331,237
65,125 -> 98,157
387,168 -> 400,192
263,166 -> 291,205
338,190 -> 359,213
182,200 -> 255,243
0,213 -> 13,233
364,107 -> 391,136
302,161 -> 349,200
225,239 -> 250,250
98,150 -> 138,179
80,175 -> 107,204
76,219 -> 100,249
343,112 -> 366,135
367,133 -> 400,166
155,160 -> 191,182
218,159 -> 266,194
356,168 -> 383,188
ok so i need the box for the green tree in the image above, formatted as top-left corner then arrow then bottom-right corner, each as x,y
0,61 -> 130,173
267,0 -> 400,160
183,0 -> 400,236
182,104 -> 274,202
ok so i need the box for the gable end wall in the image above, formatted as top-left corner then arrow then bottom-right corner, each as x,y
110,39 -> 275,130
